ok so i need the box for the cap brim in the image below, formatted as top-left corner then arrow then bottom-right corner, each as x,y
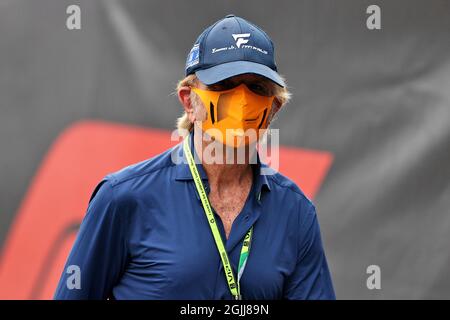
195,61 -> 285,87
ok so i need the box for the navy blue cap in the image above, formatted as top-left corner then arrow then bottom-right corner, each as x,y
185,14 -> 285,87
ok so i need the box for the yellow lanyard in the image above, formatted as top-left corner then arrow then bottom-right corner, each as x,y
183,135 -> 253,300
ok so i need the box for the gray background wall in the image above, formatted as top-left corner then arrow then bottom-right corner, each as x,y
0,0 -> 449,299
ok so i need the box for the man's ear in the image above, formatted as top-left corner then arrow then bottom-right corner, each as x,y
178,86 -> 195,122
272,98 -> 282,114
267,98 -> 282,126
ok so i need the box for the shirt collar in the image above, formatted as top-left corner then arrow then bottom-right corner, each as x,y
173,130 -> 208,181
174,130 -> 271,197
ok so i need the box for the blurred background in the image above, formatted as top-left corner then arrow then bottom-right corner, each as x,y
0,0 -> 449,299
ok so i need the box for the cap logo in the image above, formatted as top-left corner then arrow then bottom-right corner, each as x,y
210,32 -> 267,55
186,43 -> 200,68
232,33 -> 250,48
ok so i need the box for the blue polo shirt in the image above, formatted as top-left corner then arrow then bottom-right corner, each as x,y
54,131 -> 335,300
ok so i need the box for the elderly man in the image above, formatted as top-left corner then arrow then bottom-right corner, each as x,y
54,14 -> 335,300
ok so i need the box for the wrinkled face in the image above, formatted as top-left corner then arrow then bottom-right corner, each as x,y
191,74 -> 281,147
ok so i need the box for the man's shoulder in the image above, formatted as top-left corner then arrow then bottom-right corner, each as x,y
263,170 -> 319,236
108,143 -> 181,187
87,143 -> 183,207
265,167 -> 315,210
92,143 -> 182,198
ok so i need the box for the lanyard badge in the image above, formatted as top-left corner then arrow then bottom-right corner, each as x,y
183,135 -> 253,300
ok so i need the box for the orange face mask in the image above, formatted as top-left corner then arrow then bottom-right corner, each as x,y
191,83 -> 275,148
